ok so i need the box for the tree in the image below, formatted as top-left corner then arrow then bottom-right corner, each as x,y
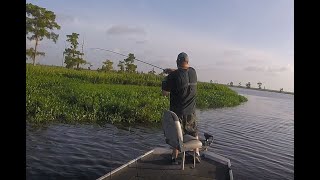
230,82 -> 233,86
26,48 -> 44,60
124,53 -> 137,73
148,68 -> 156,74
246,82 -> 251,88
26,3 -> 61,65
117,61 -> 125,72
257,82 -> 262,89
238,82 -> 241,87
88,63 -> 93,70
210,80 -> 213,83
64,33 -> 87,69
102,60 -> 114,72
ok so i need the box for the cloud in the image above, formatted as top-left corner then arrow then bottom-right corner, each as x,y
106,25 -> 147,36
244,66 -> 266,72
247,58 -> 263,63
222,49 -> 243,57
56,14 -> 76,24
215,59 -> 245,67
135,40 -> 148,44
244,65 -> 289,73
215,61 -> 230,66
286,63 -> 294,72
112,48 -> 121,53
266,66 -> 288,73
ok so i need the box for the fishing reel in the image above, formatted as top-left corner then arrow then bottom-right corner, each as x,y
200,132 -> 214,151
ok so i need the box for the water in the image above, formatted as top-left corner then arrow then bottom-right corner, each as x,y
26,88 -> 294,180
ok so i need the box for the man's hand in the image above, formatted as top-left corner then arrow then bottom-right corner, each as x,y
162,90 -> 170,96
163,68 -> 176,74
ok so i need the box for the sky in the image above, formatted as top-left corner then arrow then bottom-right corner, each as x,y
26,0 -> 294,92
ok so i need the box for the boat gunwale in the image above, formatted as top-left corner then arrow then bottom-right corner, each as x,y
96,149 -> 154,180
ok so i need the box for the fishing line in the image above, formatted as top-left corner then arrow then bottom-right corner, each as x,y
89,47 -> 165,71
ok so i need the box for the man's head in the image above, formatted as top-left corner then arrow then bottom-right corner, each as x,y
176,52 -> 189,68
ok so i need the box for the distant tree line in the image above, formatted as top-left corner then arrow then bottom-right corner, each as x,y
225,81 -> 285,92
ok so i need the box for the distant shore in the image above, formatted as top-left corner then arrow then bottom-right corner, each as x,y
223,84 -> 294,95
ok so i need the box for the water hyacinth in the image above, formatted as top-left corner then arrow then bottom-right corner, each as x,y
26,64 -> 247,125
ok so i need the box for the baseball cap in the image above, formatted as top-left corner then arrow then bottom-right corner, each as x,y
177,52 -> 189,63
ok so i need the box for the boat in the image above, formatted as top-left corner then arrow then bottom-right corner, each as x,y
97,110 -> 234,180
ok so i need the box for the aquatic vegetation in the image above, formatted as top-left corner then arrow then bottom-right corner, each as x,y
26,64 -> 247,125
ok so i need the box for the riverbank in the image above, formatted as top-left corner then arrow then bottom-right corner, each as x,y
26,64 -> 247,125
225,85 -> 294,95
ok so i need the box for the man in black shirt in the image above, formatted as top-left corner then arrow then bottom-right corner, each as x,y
162,52 -> 200,164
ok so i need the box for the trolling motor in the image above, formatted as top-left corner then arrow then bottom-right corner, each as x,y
200,132 -> 214,151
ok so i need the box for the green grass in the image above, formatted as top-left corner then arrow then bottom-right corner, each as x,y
26,64 -> 247,125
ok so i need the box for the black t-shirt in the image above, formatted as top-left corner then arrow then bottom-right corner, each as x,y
162,67 -> 197,116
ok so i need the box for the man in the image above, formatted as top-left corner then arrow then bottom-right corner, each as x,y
161,52 -> 200,164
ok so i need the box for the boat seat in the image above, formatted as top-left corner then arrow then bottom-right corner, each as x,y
162,110 -> 202,170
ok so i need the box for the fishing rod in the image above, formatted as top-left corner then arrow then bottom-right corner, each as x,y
89,47 -> 165,71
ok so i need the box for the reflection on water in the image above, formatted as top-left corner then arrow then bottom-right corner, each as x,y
27,88 -> 293,180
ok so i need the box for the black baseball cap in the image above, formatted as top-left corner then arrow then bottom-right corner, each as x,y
177,52 -> 189,63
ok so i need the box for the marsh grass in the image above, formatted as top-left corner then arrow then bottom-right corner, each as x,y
26,64 -> 247,125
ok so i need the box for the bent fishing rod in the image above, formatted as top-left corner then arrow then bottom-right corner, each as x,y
89,47 -> 165,71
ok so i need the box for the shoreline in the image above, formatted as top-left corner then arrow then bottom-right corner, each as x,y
223,84 -> 294,95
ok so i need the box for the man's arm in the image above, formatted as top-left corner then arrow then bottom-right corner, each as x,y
161,73 -> 173,96
163,68 -> 176,74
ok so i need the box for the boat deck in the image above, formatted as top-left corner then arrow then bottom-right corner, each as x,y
97,147 -> 232,180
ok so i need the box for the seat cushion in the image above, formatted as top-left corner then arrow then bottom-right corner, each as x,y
183,134 -> 198,142
182,139 -> 202,150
